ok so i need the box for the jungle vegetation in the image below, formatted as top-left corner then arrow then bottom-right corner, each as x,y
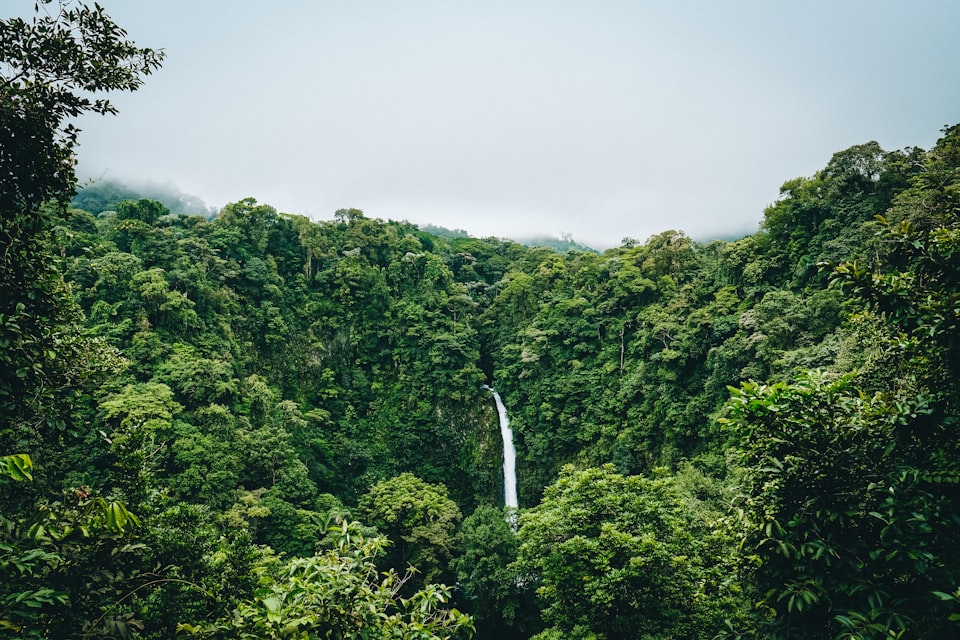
2,2 -> 959,638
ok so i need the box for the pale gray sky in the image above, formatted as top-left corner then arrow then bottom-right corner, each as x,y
62,0 -> 960,249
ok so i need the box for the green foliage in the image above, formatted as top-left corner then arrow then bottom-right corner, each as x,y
515,464 -> 739,639
72,182 -> 215,218
933,586 -> 960,623
0,0 -> 161,447
485,226 -> 848,502
0,4 -> 167,638
0,1 -> 163,214
723,373 -> 959,637
7,10 -> 960,636
832,129 -> 960,378
357,474 -> 463,591
760,142 -> 922,287
516,233 -> 597,254
0,454 -> 33,483
724,130 -> 960,637
179,520 -> 473,639
454,505 -> 538,639
0,478 -> 144,638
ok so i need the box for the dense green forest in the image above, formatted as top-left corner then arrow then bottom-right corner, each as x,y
3,3 -> 959,639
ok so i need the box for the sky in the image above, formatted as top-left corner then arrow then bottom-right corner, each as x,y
52,0 -> 960,249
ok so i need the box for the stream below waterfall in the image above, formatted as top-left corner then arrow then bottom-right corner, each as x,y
484,386 -> 518,509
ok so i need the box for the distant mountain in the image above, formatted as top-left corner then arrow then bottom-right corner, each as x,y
419,224 -> 596,253
71,179 -> 216,217
417,223 -> 471,239
515,233 -> 597,253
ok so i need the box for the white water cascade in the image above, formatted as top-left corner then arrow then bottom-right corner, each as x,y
484,385 -> 518,509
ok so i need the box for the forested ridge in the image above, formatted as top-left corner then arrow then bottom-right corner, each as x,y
3,3 -> 960,639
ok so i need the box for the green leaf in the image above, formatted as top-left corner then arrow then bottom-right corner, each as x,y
0,454 -> 33,482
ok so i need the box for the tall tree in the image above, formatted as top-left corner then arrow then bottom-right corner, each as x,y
1,3 -> 163,637
1,0 -> 164,452
724,125 -> 960,638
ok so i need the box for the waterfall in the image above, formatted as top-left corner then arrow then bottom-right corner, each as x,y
484,385 -> 518,509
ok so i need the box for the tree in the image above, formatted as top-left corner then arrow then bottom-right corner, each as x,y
1,1 -> 164,208
723,373 -> 960,638
1,7 -> 163,635
116,198 -> 170,225
356,473 -> 462,590
1,0 -> 164,451
1,451 -> 144,639
453,505 -> 538,639
514,465 -> 734,640
178,520 -> 473,640
723,126 -> 960,638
